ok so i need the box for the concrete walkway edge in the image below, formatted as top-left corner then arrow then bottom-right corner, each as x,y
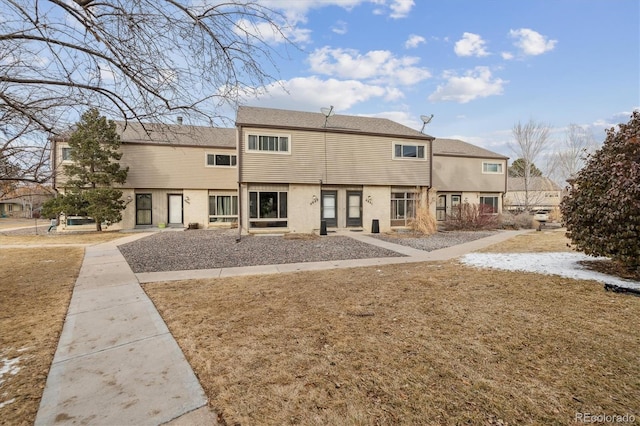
35,233 -> 213,426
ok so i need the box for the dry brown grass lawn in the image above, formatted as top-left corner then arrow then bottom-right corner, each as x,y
0,247 -> 84,425
0,231 -> 131,245
480,228 -> 572,253
145,230 -> 640,425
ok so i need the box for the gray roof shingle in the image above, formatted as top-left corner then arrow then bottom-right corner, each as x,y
115,122 -> 236,148
433,138 -> 508,159
236,106 -> 434,140
508,176 -> 562,191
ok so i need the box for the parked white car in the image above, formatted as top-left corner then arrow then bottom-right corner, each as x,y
533,210 -> 550,222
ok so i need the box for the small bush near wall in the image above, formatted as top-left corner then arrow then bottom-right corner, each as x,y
499,211 -> 534,229
409,204 -> 437,235
444,202 -> 500,231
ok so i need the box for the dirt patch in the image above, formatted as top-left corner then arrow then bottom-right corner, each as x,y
0,247 -> 84,425
145,238 -> 640,424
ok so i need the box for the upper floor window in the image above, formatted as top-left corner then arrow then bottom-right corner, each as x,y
206,153 -> 237,167
482,162 -> 503,174
394,143 -> 425,159
247,134 -> 290,153
62,147 -> 72,161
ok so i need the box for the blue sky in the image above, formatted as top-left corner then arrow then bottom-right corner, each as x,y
240,0 -> 639,159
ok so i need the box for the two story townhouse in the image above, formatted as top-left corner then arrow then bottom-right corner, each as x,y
51,107 -> 510,233
235,106 -> 434,234
52,122 -> 238,230
431,138 -> 508,220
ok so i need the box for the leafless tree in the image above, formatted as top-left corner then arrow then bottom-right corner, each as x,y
1,0 -> 290,186
509,119 -> 551,211
548,124 -> 599,187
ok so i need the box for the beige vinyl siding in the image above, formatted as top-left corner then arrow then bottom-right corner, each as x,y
120,144 -> 237,190
432,156 -> 506,193
241,127 -> 430,187
53,141 -> 72,186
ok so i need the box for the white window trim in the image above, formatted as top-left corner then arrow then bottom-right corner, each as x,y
479,195 -> 500,215
482,161 -> 504,174
61,147 -> 72,163
208,194 -> 238,222
392,142 -> 427,161
245,132 -> 291,155
205,152 -> 237,167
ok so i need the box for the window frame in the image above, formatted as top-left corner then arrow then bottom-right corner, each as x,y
208,194 -> 238,223
61,147 -> 72,161
248,190 -> 288,228
479,195 -> 499,215
246,133 -> 291,155
206,153 -> 237,167
390,191 -> 419,227
393,143 -> 426,160
482,162 -> 504,174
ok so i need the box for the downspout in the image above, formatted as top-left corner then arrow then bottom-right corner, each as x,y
51,137 -> 57,191
503,158 -> 508,213
236,125 -> 242,242
428,137 -> 434,207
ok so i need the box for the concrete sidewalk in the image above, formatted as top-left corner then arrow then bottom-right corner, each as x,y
35,229 -> 527,425
35,233 -> 214,426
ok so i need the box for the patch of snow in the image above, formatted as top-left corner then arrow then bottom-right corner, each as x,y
0,398 -> 16,409
460,252 -> 640,291
0,356 -> 21,386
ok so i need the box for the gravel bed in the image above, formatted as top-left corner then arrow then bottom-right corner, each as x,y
371,230 -> 499,251
118,229 -> 405,273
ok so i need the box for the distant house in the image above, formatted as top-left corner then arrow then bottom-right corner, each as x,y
505,176 -> 563,211
431,138 -> 509,220
0,185 -> 54,218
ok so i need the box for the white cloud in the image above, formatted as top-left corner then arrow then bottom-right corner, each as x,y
405,34 -> 426,49
389,0 -> 415,18
262,0 -> 413,22
501,51 -> 514,60
428,66 -> 506,104
454,32 -> 489,57
332,20 -> 348,35
509,28 -> 557,56
246,76 -> 403,111
308,46 -> 431,85
234,18 -> 311,44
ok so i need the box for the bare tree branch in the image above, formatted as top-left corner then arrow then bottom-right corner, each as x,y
509,120 -> 551,211
548,124 -> 599,186
0,0 -> 292,185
